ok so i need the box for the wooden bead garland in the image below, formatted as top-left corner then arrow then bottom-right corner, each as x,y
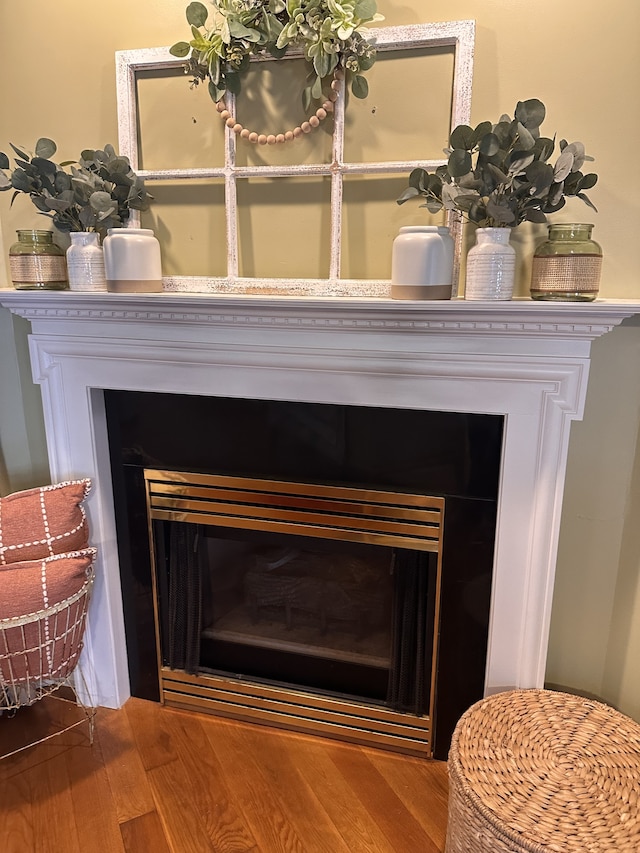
216,71 -> 342,144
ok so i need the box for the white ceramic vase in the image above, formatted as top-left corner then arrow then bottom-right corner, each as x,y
103,227 -> 162,293
391,225 -> 454,300
66,232 -> 107,292
464,227 -> 515,301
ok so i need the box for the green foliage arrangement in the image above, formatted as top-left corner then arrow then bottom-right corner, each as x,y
0,139 -> 152,236
170,0 -> 383,109
397,99 -> 598,228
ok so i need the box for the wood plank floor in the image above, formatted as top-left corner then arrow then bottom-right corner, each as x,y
0,696 -> 449,852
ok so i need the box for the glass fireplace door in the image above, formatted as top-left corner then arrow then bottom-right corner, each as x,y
145,469 -> 445,757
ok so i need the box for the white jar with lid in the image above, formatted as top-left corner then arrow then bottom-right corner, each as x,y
391,225 -> 454,300
103,227 -> 162,293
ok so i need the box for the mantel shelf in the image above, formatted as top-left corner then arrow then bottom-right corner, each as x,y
1,290 -> 639,346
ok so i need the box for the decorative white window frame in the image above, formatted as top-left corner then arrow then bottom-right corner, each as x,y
116,20 -> 475,297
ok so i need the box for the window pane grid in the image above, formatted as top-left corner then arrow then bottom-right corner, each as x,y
117,22 -> 475,296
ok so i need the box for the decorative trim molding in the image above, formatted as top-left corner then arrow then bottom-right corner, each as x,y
1,291 -> 638,340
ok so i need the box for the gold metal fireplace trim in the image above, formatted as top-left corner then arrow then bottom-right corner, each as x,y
144,469 -> 445,552
144,469 -> 445,758
161,669 -> 433,758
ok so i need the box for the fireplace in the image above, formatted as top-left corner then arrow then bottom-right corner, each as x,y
0,291 -> 634,760
105,392 -> 502,757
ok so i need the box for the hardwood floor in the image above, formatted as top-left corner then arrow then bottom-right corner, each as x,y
0,696 -> 449,852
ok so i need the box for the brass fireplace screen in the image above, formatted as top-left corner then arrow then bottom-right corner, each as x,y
144,468 -> 445,757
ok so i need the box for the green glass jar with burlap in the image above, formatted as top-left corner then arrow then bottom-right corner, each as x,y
9,229 -> 68,290
530,223 -> 602,301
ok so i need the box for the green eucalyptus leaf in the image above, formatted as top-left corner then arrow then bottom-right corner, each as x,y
209,53 -> 221,85
448,149 -> 472,178
351,75 -> 369,99
486,198 -> 516,225
426,174 -> 443,195
0,152 -> 9,170
533,136 -> 555,163
170,41 -> 191,58
35,138 -> 57,159
547,182 -> 565,207
30,195 -> 51,211
478,133 -> 500,157
355,0 -> 377,19
55,171 -> 72,192
450,124 -> 475,151
525,160 -> 554,195
263,10 -> 284,41
408,168 -> 427,190
228,21 -> 261,41
314,51 -> 331,80
311,74 -> 323,101
420,199 -> 444,213
225,71 -> 242,95
397,186 -> 420,204
186,1 -> 208,27
208,80 -> 225,103
579,173 -> 598,190
492,121 -> 512,148
563,171 -> 582,195
457,173 -> 482,191
358,53 -> 376,72
268,43 -> 288,59
79,208 -> 97,229
554,148 -> 575,182
90,190 -> 117,214
508,152 -> 535,174
515,98 -> 545,131
0,172 -> 11,189
31,156 -> 57,177
468,200 -> 487,223
473,121 -> 492,144
302,84 -> 313,113
577,192 -> 598,212
10,143 -> 30,162
10,169 -> 32,192
523,208 -> 548,223
515,122 -> 535,150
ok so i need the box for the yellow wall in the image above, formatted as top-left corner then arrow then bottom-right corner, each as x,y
1,0 -> 639,719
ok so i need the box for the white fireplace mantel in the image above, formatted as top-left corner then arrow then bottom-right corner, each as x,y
2,289 -> 639,709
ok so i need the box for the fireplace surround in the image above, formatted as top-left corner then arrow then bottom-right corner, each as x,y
105,393 -> 502,757
1,290 -> 638,753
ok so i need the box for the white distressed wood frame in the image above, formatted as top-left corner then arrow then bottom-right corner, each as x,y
116,21 -> 475,297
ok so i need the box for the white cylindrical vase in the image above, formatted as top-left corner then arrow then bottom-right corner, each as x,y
103,227 -> 162,293
66,232 -> 107,292
464,227 -> 515,301
391,225 -> 454,300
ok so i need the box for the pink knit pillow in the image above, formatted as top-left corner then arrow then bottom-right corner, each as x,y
0,548 -> 96,683
0,479 -> 91,565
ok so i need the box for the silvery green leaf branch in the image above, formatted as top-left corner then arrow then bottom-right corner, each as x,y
397,99 -> 598,228
0,140 -> 152,236
170,0 -> 383,108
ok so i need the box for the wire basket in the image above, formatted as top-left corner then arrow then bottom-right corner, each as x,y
0,570 -> 95,757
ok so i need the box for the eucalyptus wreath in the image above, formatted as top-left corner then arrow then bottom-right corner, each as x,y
170,0 -> 383,110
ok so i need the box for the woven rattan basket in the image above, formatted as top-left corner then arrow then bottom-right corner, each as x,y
445,689 -> 640,852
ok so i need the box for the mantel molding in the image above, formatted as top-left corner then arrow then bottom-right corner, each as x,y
1,291 -> 639,344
